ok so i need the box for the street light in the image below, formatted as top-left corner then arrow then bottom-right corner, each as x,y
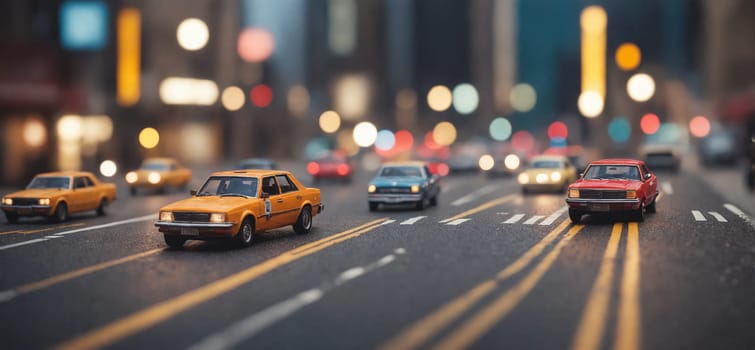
176,18 -> 209,51
627,73 -> 655,102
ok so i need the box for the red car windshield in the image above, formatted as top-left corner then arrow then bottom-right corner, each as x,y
584,165 -> 641,181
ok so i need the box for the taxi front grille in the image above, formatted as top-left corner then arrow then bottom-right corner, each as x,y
579,190 -> 626,199
173,212 -> 210,222
11,198 -> 38,206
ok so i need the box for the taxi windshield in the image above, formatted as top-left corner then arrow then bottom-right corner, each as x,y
531,160 -> 561,169
197,176 -> 258,197
584,165 -> 641,181
27,176 -> 70,189
142,163 -> 171,171
379,166 -> 423,178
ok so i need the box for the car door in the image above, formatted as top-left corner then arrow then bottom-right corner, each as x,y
260,176 -> 287,228
423,165 -> 440,198
641,164 -> 658,204
275,174 -> 302,224
70,177 -> 93,212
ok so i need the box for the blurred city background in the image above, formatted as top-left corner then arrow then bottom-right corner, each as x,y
1,0 -> 754,186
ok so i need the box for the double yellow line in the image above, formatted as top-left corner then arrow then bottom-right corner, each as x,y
0,223 -> 85,236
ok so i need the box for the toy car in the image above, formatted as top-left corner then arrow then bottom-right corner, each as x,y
640,144 -> 680,172
154,170 -> 324,248
125,157 -> 192,195
1,171 -> 116,223
235,158 -> 276,170
367,161 -> 441,211
517,155 -> 577,193
306,151 -> 352,183
566,159 -> 659,223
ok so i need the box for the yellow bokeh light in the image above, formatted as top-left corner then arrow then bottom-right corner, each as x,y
221,86 -> 245,111
319,110 -> 341,134
337,129 -> 360,156
23,117 -> 47,147
57,115 -> 83,141
580,6 -> 607,34
615,43 -> 641,71
432,121 -> 457,146
138,127 -> 160,149
578,91 -> 604,118
427,85 -> 452,112
509,83 -> 537,112
478,154 -> 495,171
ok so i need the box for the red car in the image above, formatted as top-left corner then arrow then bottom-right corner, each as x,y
307,151 -> 353,183
566,159 -> 658,223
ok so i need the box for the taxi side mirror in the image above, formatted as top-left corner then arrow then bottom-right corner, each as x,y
579,173 -> 584,178
645,173 -> 652,180
261,192 -> 270,199
190,190 -> 197,196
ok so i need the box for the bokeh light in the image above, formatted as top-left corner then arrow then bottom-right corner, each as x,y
615,42 -> 641,71
489,117 -> 513,141
504,154 -> 521,170
608,117 -> 632,143
640,113 -> 660,135
221,86 -> 245,111
509,83 -> 537,112
578,90 -> 604,118
319,110 -> 341,134
375,130 -> 396,151
304,137 -> 330,159
287,85 -> 310,118
337,129 -> 360,156
424,131 -> 441,150
547,121 -> 568,139
57,115 -> 83,141
511,130 -> 535,152
581,5 -> 607,34
237,28 -> 275,63
689,116 -> 711,138
176,18 -> 209,51
432,121 -> 457,146
627,73 -> 655,102
478,154 -> 495,171
23,117 -> 47,147
353,121 -> 378,147
250,84 -> 273,107
99,160 -> 117,177
452,83 -> 479,114
138,127 -> 160,149
427,85 -> 452,112
394,130 -> 414,152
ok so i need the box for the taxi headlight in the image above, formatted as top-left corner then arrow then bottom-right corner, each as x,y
518,173 -> 529,184
38,198 -> 50,206
2,198 -> 12,206
626,190 -> 637,199
535,173 -> 548,184
148,172 -> 162,184
210,213 -> 226,223
550,172 -> 562,182
569,189 -> 580,198
125,171 -> 138,184
368,185 -> 376,193
411,185 -> 420,193
160,211 -> 174,222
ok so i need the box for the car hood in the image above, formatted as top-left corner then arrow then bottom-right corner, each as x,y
370,177 -> 425,187
160,196 -> 259,212
570,179 -> 642,191
5,188 -> 68,198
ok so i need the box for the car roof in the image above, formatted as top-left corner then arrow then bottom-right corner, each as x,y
382,161 -> 427,167
210,169 -> 289,177
590,158 -> 644,166
35,171 -> 94,178
531,155 -> 568,162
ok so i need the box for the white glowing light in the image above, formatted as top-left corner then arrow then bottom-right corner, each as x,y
99,160 -> 117,177
627,73 -> 655,102
452,83 -> 479,115
352,122 -> 378,147
578,91 -> 604,118
177,18 -> 209,51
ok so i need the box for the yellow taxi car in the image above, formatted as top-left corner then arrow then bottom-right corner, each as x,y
517,155 -> 577,193
1,171 -> 116,223
155,169 -> 324,248
125,157 -> 192,195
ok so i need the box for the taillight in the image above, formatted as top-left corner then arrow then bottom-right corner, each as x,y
307,162 -> 320,175
337,164 -> 350,176
437,163 -> 449,176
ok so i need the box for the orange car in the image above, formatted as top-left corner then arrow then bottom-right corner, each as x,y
1,171 -> 116,223
125,157 -> 192,195
155,169 -> 324,248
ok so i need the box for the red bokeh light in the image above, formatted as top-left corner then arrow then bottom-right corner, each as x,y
547,121 -> 568,139
436,163 -> 450,176
424,131 -> 441,150
640,113 -> 660,135
394,130 -> 414,152
250,84 -> 273,107
306,162 -> 319,175
511,131 -> 535,152
689,116 -> 711,138
337,164 -> 351,176
237,28 -> 275,63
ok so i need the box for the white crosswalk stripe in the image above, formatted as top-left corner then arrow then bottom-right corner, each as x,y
379,219 -> 397,226
445,218 -> 471,226
503,214 -> 525,224
691,210 -> 706,221
539,206 -> 567,226
400,216 -> 426,225
523,215 -> 544,225
707,211 -> 727,222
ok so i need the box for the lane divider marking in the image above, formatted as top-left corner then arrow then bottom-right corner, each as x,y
691,210 -> 706,221
445,219 -> 470,226
539,205 -> 568,226
724,203 -> 755,230
614,222 -> 641,350
503,214 -> 525,224
441,195 -> 516,223
707,211 -> 727,222
450,184 -> 500,206
400,216 -> 426,225
523,215 -> 544,225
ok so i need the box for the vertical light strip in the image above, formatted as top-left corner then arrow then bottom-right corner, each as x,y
117,8 -> 141,106
580,6 -> 606,98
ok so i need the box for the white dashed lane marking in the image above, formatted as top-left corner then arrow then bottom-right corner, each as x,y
691,210 -> 706,221
445,219 -> 471,226
503,214 -> 525,224
523,215 -> 545,225
708,211 -> 728,222
539,206 -> 568,226
400,216 -> 426,225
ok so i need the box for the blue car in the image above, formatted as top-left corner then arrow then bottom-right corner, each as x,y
367,162 -> 441,211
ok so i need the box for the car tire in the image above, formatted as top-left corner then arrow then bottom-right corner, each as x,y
634,202 -> 645,222
430,195 -> 438,206
369,202 -> 379,212
521,187 -> 529,195
646,196 -> 657,214
293,206 -> 312,234
568,208 -> 582,224
96,199 -> 108,216
5,212 -> 18,224
235,217 -> 255,247
130,187 -> 137,196
53,202 -> 68,223
164,235 -> 186,248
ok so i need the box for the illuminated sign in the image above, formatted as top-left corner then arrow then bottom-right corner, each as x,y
60,1 -> 108,50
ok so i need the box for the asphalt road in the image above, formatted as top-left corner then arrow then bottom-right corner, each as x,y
1,162 -> 754,350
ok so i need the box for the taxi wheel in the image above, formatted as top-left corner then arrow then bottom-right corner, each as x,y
430,195 -> 438,206
53,203 -> 68,223
568,208 -> 582,224
236,218 -> 255,247
294,206 -> 312,234
96,199 -> 107,216
646,197 -> 657,213
164,235 -> 185,248
415,199 -> 426,210
5,212 -> 18,224
634,203 -> 645,222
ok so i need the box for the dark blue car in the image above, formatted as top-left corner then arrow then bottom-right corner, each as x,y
367,162 -> 441,211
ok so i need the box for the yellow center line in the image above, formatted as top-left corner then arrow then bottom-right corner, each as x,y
0,223 -> 85,236
379,219 -> 571,350
431,224 -> 585,350
12,248 -> 164,296
615,222 -> 641,350
571,223 -> 623,350
54,218 -> 388,350
442,194 -> 516,222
